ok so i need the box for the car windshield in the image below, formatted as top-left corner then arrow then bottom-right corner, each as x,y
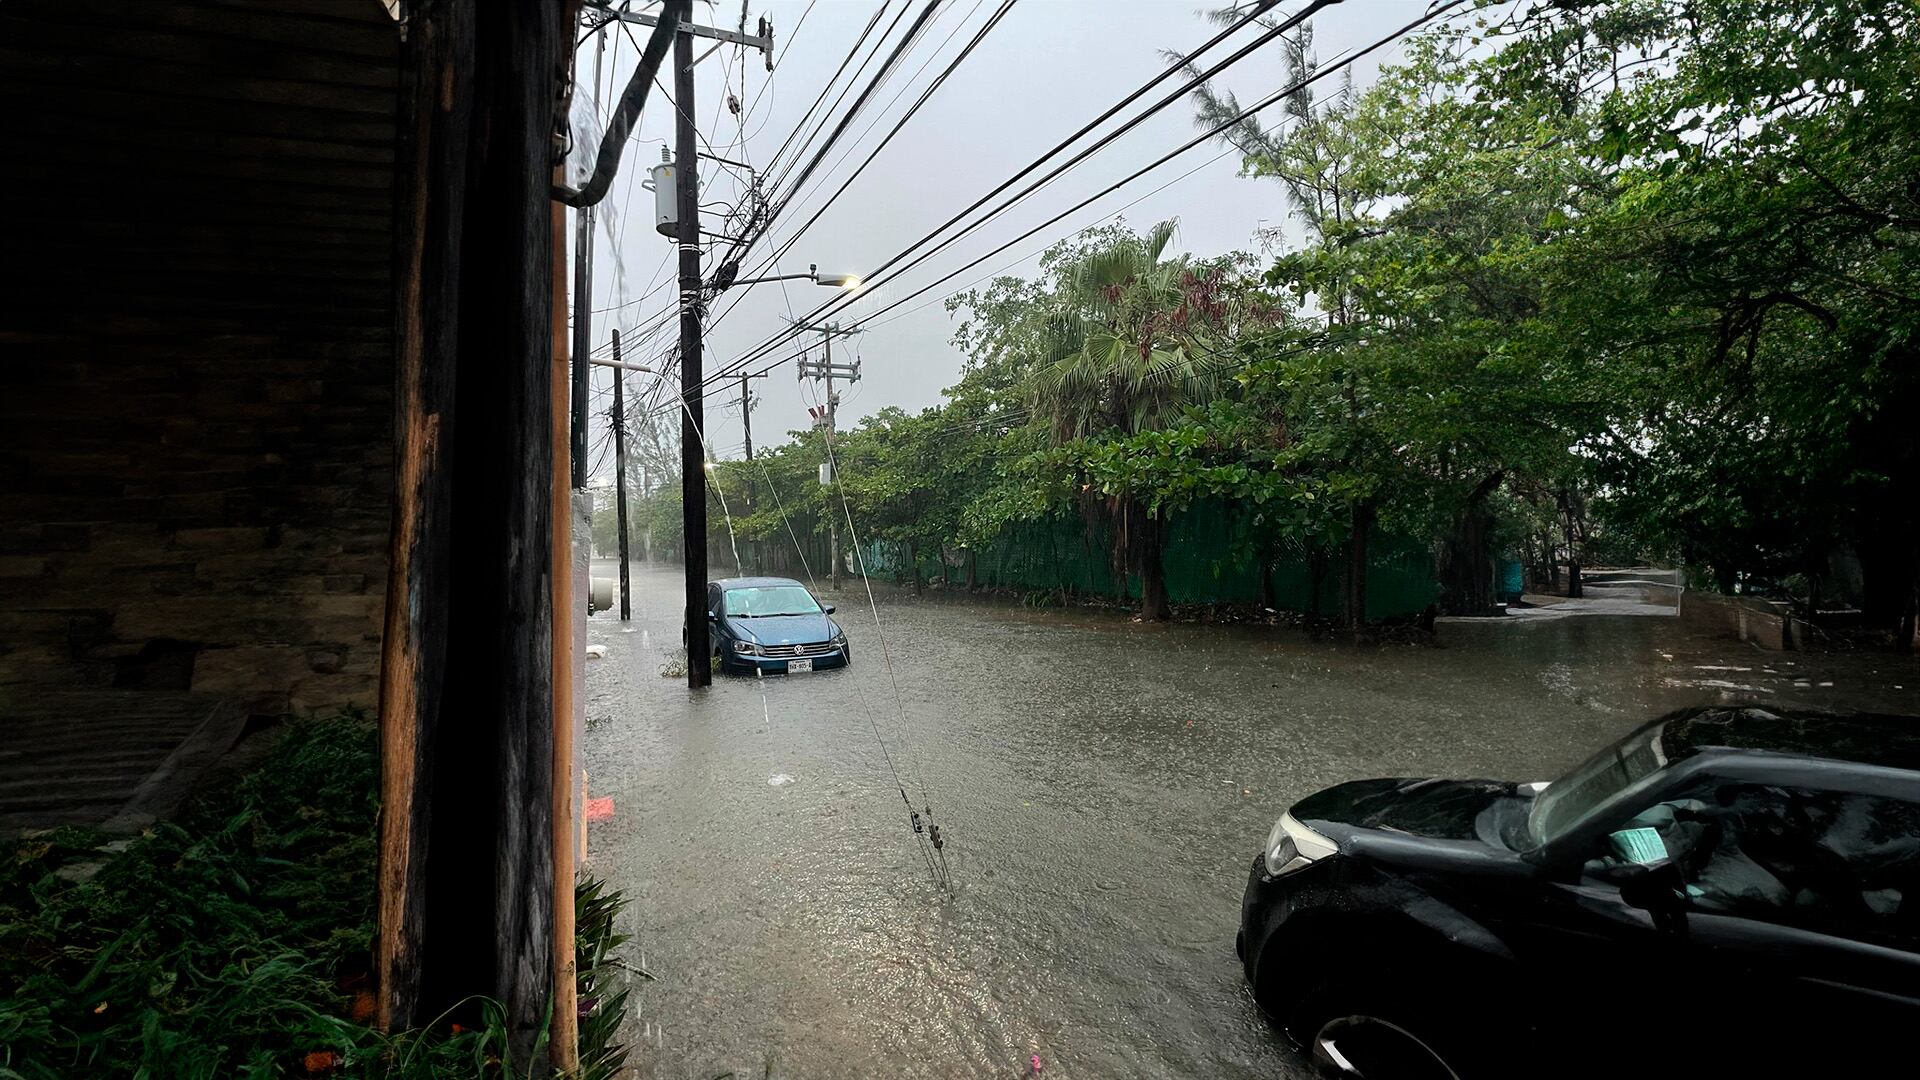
1528,723 -> 1670,848
724,585 -> 821,618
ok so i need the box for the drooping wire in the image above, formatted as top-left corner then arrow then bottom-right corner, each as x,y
808,385 -> 952,893
753,455 -> 817,587
752,2 -> 891,199
721,1 -> 936,277
671,0 -> 1459,408
731,0 -> 1015,301
709,0 -> 1298,330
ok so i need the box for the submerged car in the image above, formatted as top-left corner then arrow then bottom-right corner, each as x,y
1239,706 -> 1920,1079
691,576 -> 848,675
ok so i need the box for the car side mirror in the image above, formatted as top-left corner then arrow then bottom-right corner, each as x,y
1598,859 -> 1688,922
822,604 -> 836,614
706,610 -> 717,621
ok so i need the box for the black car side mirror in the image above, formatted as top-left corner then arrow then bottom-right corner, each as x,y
823,604 -> 836,614
1599,859 -> 1689,931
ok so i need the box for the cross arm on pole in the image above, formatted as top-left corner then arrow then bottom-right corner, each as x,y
586,4 -> 773,54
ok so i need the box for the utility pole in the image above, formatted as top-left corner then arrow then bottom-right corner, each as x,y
673,24 -> 711,688
594,3 -> 767,685
735,370 -> 770,461
570,29 -> 606,489
797,323 -> 861,586
740,374 -> 754,461
825,331 -> 838,587
610,330 -> 632,621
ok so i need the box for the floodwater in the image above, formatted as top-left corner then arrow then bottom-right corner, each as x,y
583,562 -> 1917,1079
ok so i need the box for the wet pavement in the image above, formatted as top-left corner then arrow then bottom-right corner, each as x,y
583,561 -> 1917,1079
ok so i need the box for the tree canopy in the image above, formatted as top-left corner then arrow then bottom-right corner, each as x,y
625,0 -> 1916,645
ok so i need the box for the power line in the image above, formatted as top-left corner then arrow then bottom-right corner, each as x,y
757,1 -> 926,209
702,0 -> 1308,362
753,2 -> 891,194
729,0 -> 940,277
735,0 -> 818,143
696,0 -> 1455,404
747,0 -> 984,258
732,0 -> 1016,298
858,136 -> 1246,333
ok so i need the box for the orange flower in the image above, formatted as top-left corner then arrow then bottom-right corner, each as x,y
302,1050 -> 341,1073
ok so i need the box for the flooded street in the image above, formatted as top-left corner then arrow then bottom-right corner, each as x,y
583,562 -> 1917,1079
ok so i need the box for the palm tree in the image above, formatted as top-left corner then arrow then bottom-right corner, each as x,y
1027,220 -> 1243,619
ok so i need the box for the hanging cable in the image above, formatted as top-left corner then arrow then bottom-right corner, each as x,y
682,0 -> 1457,405
557,0 -> 686,207
710,0 -> 1294,323
809,389 -> 951,893
753,2 -> 892,193
726,0 -> 1016,297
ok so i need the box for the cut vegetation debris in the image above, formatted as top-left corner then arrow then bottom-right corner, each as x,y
0,715 -> 637,1079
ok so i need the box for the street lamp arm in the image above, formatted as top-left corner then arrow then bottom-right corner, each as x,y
724,271 -> 819,287
709,262 -> 860,293
589,357 -> 657,374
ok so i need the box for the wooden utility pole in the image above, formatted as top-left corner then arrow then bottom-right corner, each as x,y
377,0 -> 568,1065
581,0 -> 767,682
674,22 -> 711,688
611,330 -> 633,621
741,373 -> 754,461
825,331 -> 838,587
568,28 -> 604,489
546,158 -> 581,1078
797,323 -> 861,586
736,369 -> 770,461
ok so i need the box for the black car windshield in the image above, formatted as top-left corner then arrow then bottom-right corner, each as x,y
724,586 -> 822,618
1528,723 -> 1668,847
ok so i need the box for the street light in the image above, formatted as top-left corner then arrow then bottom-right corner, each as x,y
710,262 -> 860,292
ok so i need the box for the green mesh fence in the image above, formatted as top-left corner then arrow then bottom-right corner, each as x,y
857,503 -> 1439,619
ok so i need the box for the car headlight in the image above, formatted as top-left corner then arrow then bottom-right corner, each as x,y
1264,812 -> 1336,878
831,630 -> 847,646
733,640 -> 760,656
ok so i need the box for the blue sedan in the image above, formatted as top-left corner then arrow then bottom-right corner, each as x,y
693,576 -> 850,675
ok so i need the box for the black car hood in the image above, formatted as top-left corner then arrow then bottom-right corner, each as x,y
1292,777 -> 1517,840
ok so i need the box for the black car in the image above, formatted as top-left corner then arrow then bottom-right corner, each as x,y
1239,707 -> 1920,1079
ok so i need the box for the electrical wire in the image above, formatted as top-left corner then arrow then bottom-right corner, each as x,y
685,0 -> 1458,407
753,2 -> 891,192
754,0 -> 979,237
753,0 -> 944,215
735,0 -> 1015,299
722,1 -> 938,274
703,0 -> 1300,338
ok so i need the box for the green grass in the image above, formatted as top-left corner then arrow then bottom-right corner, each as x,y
0,715 -> 635,1079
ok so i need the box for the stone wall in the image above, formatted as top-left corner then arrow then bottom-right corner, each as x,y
0,0 -> 399,721
0,332 -> 392,717
1678,590 -> 1806,651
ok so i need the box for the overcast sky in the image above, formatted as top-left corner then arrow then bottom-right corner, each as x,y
575,0 -> 1438,482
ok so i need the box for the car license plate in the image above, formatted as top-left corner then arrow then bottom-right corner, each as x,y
787,657 -> 813,673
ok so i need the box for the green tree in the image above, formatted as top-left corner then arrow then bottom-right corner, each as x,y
1015,221 -> 1252,618
1495,0 -> 1920,641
